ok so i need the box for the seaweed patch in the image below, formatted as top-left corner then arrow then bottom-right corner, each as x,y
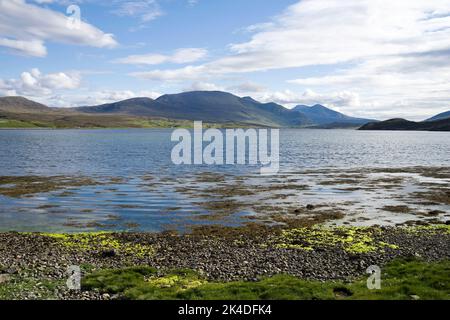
42,232 -> 155,258
275,227 -> 399,253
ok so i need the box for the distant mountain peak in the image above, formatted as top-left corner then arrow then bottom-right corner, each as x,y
241,96 -> 260,104
425,110 -> 450,122
292,103 -> 375,126
0,96 -> 50,113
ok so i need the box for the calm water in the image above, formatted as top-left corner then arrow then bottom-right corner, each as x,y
1,129 -> 449,175
0,129 -> 449,232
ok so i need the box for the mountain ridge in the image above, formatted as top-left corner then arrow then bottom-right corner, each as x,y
293,104 -> 376,126
75,91 -> 379,128
359,118 -> 450,131
0,96 -> 55,113
75,91 -> 312,127
425,110 -> 450,122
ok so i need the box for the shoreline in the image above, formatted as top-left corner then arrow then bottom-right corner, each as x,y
0,225 -> 449,300
1,166 -> 448,300
1,127 -> 450,131
0,126 -> 352,131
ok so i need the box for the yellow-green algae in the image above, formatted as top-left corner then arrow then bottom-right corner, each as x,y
276,226 -> 399,254
403,224 -> 450,235
144,270 -> 206,291
41,232 -> 154,258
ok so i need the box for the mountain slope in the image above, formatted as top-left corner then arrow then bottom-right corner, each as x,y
293,104 -> 375,125
0,96 -> 195,129
0,96 -> 52,113
76,91 -> 311,127
425,110 -> 450,122
77,98 -> 157,116
359,118 -> 450,131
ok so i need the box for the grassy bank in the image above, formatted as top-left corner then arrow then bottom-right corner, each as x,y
0,115 -> 263,129
0,119 -> 45,128
0,117 -> 193,129
81,259 -> 449,300
1,259 -> 448,300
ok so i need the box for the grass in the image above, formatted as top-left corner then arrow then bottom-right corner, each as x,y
0,119 -> 44,128
82,259 -> 450,300
0,114 -> 260,129
0,275 -> 64,300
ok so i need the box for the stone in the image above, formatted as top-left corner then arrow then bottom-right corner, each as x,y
0,274 -> 12,284
100,250 -> 117,258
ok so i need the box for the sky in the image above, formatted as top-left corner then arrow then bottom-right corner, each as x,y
0,0 -> 449,120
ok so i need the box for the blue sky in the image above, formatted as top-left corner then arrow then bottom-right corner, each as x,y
1,0 -> 450,120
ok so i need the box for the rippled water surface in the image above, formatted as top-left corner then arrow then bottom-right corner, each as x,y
0,129 -> 449,232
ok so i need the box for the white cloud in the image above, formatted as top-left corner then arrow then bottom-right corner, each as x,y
0,0 -> 117,57
0,38 -> 47,57
220,0 -> 450,72
184,81 -> 223,92
0,85 -> 162,108
112,0 -> 163,22
227,81 -> 266,94
170,48 -> 208,64
115,48 -> 208,65
0,67 -> 163,108
258,89 -> 361,110
69,89 -> 162,106
0,68 -> 81,96
131,65 -> 206,81
33,0 -> 55,4
187,0 -> 198,6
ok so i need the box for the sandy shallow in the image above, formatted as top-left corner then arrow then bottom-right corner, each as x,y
0,166 -> 449,232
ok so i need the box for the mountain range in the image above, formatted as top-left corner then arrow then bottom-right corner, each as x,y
75,91 -> 377,127
0,91 -> 374,129
0,91 -> 448,130
75,91 -> 311,127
